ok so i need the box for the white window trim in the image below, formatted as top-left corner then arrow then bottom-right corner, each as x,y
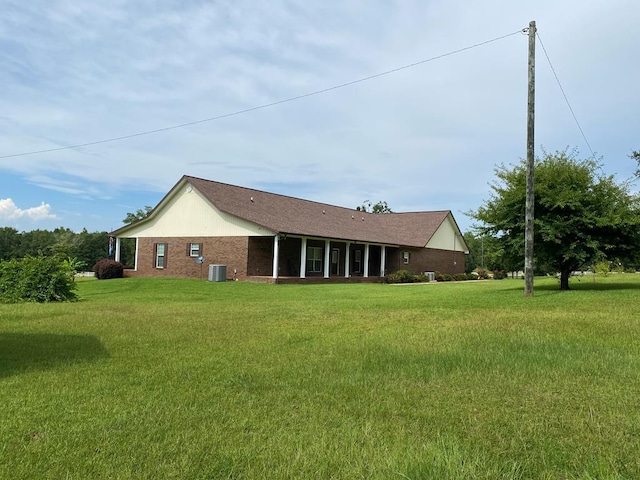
156,243 -> 166,269
307,246 -> 323,273
189,243 -> 200,257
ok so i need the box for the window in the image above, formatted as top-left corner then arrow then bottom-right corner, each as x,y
354,249 -> 362,273
403,251 -> 410,264
307,246 -> 323,273
155,243 -> 166,268
188,243 -> 201,257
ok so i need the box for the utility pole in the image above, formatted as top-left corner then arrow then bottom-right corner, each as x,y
524,20 -> 536,297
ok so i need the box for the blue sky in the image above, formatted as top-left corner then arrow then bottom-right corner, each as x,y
1,0 -> 639,234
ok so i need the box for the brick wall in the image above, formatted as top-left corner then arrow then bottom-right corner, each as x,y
386,247 -> 464,276
125,236 -> 465,280
127,236 -> 250,279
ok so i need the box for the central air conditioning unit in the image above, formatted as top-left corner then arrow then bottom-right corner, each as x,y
424,271 -> 436,282
208,264 -> 227,282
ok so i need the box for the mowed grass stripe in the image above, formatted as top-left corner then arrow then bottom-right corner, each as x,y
1,276 -> 639,479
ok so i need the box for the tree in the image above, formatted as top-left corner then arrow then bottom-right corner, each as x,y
469,149 -> 640,290
75,229 -> 110,268
632,150 -> 640,177
0,227 -> 19,261
462,231 -> 505,273
122,206 -> 153,224
356,200 -> 393,213
18,229 -> 57,257
50,227 -> 79,258
0,228 -> 107,269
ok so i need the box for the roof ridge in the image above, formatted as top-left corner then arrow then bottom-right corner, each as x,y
186,175 -> 370,213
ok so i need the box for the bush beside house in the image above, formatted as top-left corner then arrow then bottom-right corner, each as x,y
0,255 -> 77,303
93,259 -> 124,280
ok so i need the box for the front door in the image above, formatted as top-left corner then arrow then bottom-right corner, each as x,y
330,248 -> 340,276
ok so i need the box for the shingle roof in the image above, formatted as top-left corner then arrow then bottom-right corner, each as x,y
184,175 -> 451,247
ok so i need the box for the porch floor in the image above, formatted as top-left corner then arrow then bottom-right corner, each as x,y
245,276 -> 384,285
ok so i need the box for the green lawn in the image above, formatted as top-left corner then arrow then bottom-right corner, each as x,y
1,276 -> 639,479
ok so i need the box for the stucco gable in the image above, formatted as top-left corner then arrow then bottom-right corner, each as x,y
426,213 -> 468,252
115,180 -> 273,238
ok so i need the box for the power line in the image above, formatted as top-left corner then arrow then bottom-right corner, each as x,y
536,31 -> 596,158
1,29 -> 523,160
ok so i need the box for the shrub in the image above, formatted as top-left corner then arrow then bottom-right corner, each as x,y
93,259 -> 124,280
64,256 -> 86,278
475,268 -> 491,280
385,272 -> 400,283
0,255 -> 77,303
385,270 -> 431,284
593,261 -> 611,277
493,270 -> 506,280
435,273 -> 453,282
453,273 -> 467,281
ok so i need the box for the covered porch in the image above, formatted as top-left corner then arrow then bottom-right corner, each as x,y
248,235 -> 398,281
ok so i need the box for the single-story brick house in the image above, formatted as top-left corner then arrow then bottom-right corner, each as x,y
111,175 -> 468,283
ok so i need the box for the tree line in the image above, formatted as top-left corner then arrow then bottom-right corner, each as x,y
0,227 -> 110,272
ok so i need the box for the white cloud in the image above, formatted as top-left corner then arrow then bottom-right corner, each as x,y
0,198 -> 57,221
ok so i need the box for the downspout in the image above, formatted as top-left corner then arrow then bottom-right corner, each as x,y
453,234 -> 457,268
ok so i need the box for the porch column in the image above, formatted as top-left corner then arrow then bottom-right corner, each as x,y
134,238 -> 139,270
344,242 -> 351,278
272,234 -> 280,279
115,237 -> 121,262
300,237 -> 307,278
363,243 -> 370,277
380,245 -> 386,277
323,239 -> 331,278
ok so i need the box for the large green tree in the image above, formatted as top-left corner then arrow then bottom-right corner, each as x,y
123,206 -> 153,224
469,149 -> 640,290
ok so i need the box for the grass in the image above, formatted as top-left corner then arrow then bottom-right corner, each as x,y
1,275 -> 640,479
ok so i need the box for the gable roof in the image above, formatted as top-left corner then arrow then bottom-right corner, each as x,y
115,175 -> 462,248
